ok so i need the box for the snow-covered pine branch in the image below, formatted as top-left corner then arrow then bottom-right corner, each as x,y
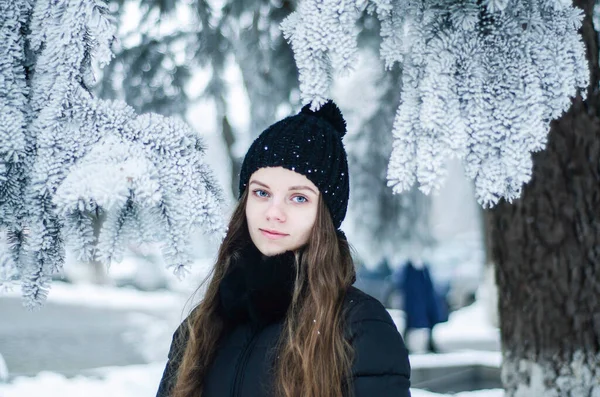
0,0 -> 32,288
0,0 -> 29,167
281,0 -> 368,108
283,0 -> 589,207
0,0 -> 225,308
54,98 -> 224,278
21,0 -> 119,306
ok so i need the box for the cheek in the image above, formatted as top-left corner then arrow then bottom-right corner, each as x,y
296,208 -> 317,237
245,200 -> 259,225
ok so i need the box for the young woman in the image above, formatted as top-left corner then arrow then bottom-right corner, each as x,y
156,101 -> 411,397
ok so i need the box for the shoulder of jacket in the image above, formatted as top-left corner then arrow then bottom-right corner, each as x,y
169,304 -> 202,355
342,286 -> 394,325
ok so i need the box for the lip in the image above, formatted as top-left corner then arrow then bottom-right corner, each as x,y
260,228 -> 289,240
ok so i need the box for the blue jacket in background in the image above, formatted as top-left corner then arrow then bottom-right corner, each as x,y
397,261 -> 448,330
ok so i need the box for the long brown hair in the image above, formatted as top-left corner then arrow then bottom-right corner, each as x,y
172,189 -> 356,397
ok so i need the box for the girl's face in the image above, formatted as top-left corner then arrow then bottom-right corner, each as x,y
246,167 -> 320,256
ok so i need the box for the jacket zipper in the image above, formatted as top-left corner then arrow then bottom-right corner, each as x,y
231,327 -> 260,397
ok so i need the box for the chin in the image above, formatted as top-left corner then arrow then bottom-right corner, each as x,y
253,240 -> 290,256
258,245 -> 287,257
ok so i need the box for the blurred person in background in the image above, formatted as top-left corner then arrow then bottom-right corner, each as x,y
396,257 -> 448,354
156,101 -> 411,397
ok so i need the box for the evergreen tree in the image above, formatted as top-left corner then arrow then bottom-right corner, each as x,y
284,0 -> 596,394
0,0 -> 224,308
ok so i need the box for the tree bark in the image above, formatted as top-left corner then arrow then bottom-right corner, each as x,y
221,114 -> 242,198
487,1 -> 600,393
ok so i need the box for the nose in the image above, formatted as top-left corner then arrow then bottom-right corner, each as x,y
265,199 -> 286,222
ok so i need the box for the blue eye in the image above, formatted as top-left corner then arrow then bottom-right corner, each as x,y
253,189 -> 269,198
292,195 -> 308,203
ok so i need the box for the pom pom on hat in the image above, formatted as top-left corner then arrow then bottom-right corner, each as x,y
300,100 -> 347,137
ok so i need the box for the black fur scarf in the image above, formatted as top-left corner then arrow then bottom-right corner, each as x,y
218,242 -> 297,328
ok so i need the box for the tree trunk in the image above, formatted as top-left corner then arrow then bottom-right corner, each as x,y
487,0 -> 600,393
221,114 -> 242,198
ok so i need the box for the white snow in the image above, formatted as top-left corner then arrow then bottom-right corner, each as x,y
0,361 -> 504,397
1,253 -> 216,311
412,390 -> 503,397
0,362 -> 505,397
0,363 -> 165,397
410,350 -> 501,369
388,298 -> 500,353
1,281 -> 183,311
0,353 -> 8,383
433,299 -> 500,350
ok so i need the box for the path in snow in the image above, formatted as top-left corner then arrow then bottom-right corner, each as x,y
0,297 -> 159,376
0,283 -> 190,377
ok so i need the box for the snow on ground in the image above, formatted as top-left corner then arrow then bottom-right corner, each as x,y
0,363 -> 165,397
389,299 -> 500,353
2,281 -> 183,311
410,350 -> 501,369
1,254 -> 216,312
433,299 -> 500,348
0,354 -> 7,383
0,361 -> 504,397
412,389 -> 503,397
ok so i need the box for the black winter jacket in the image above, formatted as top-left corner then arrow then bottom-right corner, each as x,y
156,246 -> 411,397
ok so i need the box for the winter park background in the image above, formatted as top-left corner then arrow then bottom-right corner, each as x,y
1,0 -> 599,396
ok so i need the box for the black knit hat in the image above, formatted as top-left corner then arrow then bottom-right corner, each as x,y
239,100 -> 349,229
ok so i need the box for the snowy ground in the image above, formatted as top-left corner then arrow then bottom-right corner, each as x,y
0,361 -> 503,397
388,298 -> 500,353
0,281 -> 503,396
1,281 -> 184,311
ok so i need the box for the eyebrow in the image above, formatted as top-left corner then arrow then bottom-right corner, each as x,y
249,180 -> 318,195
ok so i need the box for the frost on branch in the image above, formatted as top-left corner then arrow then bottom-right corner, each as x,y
0,0 -> 225,308
54,99 -> 225,280
281,0 -> 368,109
0,0 -> 30,244
286,0 -> 589,207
